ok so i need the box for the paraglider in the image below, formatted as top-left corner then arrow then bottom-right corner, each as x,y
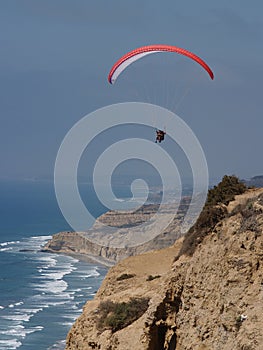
155,129 -> 166,143
108,44 -> 214,143
108,44 -> 214,84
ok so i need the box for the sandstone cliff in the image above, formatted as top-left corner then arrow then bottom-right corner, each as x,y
42,202 -> 189,266
66,188 -> 263,350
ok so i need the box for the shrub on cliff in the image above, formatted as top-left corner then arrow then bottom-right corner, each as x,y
177,175 -> 248,258
206,175 -> 247,206
97,297 -> 149,332
116,273 -> 135,281
146,274 -> 161,281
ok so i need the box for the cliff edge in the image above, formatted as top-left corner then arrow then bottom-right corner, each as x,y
66,187 -> 263,350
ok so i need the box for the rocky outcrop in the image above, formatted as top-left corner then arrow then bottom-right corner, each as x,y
41,231 -> 116,266
66,188 -> 263,350
42,202 -> 189,266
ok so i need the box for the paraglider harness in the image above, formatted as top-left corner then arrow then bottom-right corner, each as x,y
155,129 -> 166,143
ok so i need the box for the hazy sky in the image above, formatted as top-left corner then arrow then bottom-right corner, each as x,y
1,0 -> 263,182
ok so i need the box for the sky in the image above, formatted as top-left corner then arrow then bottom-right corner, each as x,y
1,0 -> 263,184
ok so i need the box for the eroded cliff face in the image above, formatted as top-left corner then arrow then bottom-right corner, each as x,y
66,188 -> 263,350
42,203 -> 186,266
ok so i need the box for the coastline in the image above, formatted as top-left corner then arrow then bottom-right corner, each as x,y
41,201 -> 190,267
41,249 -> 115,268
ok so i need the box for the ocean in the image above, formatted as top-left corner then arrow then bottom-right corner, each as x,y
0,180 -> 110,349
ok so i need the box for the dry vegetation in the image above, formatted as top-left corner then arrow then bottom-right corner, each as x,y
177,175 -> 247,258
97,298 -> 149,332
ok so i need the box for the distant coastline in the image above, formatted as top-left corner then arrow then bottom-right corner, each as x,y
42,200 -> 191,266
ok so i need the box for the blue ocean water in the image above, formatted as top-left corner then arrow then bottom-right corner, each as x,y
0,180 -> 111,349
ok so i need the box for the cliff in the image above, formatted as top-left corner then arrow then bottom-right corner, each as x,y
42,201 -> 190,266
66,187 -> 263,350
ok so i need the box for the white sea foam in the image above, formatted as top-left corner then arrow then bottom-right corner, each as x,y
24,325 -> 43,335
85,271 -> 100,278
7,301 -> 24,308
19,236 -> 52,252
2,307 -> 42,323
77,268 -> 100,279
82,286 -> 92,290
0,326 -> 43,350
0,325 -> 43,337
40,269 -> 72,280
33,279 -> 68,294
31,235 -> 52,240
14,301 -> 24,306
48,339 -> 66,350
0,339 -> 22,349
36,255 -> 57,268
32,292 -> 74,305
60,321 -> 73,327
0,247 -> 12,252
62,312 -> 81,321
19,307 -> 43,315
43,300 -> 69,307
2,313 -> 31,322
0,240 -> 20,247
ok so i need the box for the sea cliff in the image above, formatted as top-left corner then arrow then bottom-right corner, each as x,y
42,201 -> 190,266
65,187 -> 263,350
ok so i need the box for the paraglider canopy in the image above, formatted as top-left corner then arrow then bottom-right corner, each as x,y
108,44 -> 214,84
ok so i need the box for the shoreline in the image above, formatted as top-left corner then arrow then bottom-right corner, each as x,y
41,201 -> 187,269
41,248 -> 115,268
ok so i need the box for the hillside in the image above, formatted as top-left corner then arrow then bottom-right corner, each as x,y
65,185 -> 263,350
245,175 -> 263,188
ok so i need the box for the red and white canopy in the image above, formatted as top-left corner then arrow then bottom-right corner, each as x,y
108,44 -> 214,84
